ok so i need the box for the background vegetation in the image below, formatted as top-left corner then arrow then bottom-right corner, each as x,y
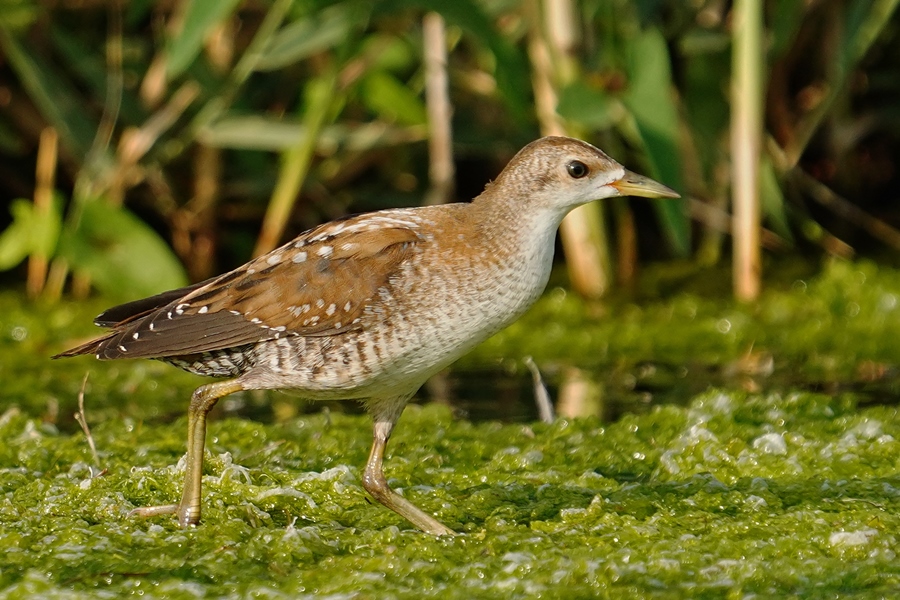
0,0 -> 898,302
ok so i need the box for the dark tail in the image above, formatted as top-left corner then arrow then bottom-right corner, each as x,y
52,279 -> 213,360
52,332 -> 117,359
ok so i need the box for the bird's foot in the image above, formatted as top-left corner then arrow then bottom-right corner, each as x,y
419,516 -> 456,537
129,502 -> 200,527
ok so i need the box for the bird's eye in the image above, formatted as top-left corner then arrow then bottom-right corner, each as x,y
567,161 -> 588,179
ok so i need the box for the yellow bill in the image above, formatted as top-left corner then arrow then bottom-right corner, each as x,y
611,170 -> 681,199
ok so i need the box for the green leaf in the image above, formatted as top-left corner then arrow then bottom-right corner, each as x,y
50,25 -> 146,126
201,115 -> 308,150
0,0 -> 38,31
760,156 -> 793,243
257,3 -> 371,71
770,0 -> 807,57
681,50 -> 729,183
623,28 -> 690,257
0,0 -> 38,32
166,0 -> 243,80
375,0 -> 530,122
32,194 -> 63,260
0,200 -> 34,270
364,33 -> 417,72
360,71 -> 427,126
58,200 -> 188,299
842,0 -> 900,73
0,24 -> 97,159
0,196 -> 62,270
557,82 -> 623,130
199,116 -> 426,151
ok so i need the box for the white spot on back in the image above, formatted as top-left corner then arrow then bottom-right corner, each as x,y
317,246 -> 333,257
343,301 -> 352,312
132,332 -> 140,340
316,299 -> 325,308
292,251 -> 308,263
266,253 -> 282,265
326,303 -> 336,316
198,306 -> 209,314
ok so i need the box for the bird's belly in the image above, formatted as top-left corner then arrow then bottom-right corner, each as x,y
236,244 -> 553,400
346,251 -> 552,392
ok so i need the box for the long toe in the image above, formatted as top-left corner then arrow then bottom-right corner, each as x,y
129,504 -> 178,519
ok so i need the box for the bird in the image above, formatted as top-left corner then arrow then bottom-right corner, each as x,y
55,136 -> 680,535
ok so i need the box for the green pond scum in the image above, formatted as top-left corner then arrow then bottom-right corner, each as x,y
1,260 -> 900,597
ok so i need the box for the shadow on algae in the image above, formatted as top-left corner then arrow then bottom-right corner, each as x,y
0,260 -> 899,597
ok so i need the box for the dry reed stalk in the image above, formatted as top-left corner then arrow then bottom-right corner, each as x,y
730,0 -> 764,301
28,127 -> 58,298
423,12 -> 455,206
528,0 -> 611,299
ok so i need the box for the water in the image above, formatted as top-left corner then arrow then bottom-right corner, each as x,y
208,359 -> 900,427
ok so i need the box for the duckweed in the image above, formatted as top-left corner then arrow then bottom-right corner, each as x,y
1,396 -> 899,597
0,260 -> 899,596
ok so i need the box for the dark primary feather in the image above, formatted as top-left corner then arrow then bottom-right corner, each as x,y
93,279 -> 214,327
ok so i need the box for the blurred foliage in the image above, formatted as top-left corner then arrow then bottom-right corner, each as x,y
0,0 -> 897,297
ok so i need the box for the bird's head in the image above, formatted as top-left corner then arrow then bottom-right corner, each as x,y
480,136 -> 680,219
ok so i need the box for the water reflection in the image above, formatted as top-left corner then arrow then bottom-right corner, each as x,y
178,357 -> 900,427
425,357 -> 900,424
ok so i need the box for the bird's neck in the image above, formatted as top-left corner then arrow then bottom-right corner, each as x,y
465,189 -> 565,310
469,186 -> 568,259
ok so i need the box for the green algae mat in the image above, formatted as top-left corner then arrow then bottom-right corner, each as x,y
3,261 -> 900,597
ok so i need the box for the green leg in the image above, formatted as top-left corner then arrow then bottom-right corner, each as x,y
131,380 -> 244,527
362,400 -> 456,536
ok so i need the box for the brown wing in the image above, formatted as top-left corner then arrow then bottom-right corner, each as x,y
56,215 -> 424,360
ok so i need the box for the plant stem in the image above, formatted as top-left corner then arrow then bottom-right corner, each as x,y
731,0 -> 764,302
528,0 -> 611,299
28,127 -> 58,299
423,12 -> 455,206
